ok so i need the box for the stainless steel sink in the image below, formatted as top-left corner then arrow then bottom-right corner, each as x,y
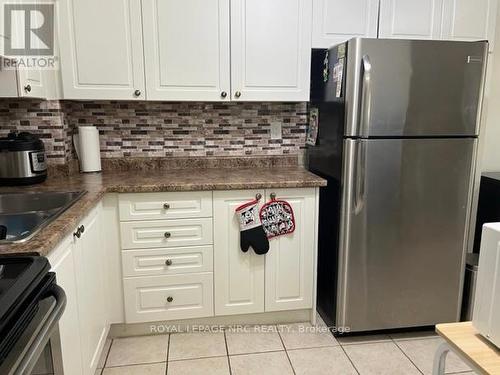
0,191 -> 86,243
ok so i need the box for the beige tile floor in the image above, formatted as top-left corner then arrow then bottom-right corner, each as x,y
95,320 -> 477,375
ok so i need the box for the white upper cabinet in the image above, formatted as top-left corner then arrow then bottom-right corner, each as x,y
312,0 -> 379,48
142,0 -> 230,101
17,69 -> 46,98
441,0 -> 498,49
230,0 -> 312,101
379,0 -> 444,39
58,0 -> 145,100
0,61 -> 46,98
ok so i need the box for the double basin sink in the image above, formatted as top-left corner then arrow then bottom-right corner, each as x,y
0,191 -> 86,243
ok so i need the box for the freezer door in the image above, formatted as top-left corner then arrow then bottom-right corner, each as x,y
345,38 -> 487,137
337,138 -> 476,332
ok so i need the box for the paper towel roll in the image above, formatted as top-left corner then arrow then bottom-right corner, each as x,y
73,126 -> 102,173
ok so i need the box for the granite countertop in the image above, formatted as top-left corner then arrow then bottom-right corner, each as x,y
0,166 -> 326,257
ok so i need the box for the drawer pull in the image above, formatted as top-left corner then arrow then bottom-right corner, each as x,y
164,232 -> 171,239
167,296 -> 173,303
165,259 -> 173,266
163,203 -> 170,210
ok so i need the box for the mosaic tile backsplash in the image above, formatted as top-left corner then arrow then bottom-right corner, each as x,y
0,100 -> 71,164
0,100 -> 308,164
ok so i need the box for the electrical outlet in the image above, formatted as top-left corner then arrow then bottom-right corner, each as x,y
270,122 -> 282,140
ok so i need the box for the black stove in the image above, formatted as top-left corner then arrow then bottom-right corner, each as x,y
0,256 -> 66,374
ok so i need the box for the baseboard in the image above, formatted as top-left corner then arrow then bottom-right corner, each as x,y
109,309 -> 313,337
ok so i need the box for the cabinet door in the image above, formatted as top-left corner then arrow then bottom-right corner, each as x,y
49,237 -> 83,375
142,0 -> 230,101
264,188 -> 317,312
379,0 -> 443,39
73,205 -> 109,374
312,0 -> 379,48
213,190 -> 265,315
58,0 -> 145,99
230,0 -> 312,101
441,0 -> 497,50
17,69 -> 45,98
123,273 -> 214,323
120,218 -> 213,250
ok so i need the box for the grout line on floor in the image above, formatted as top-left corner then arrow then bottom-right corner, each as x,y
392,338 -> 425,375
169,354 -> 233,362
223,330 -> 233,375
102,338 -> 113,369
103,362 -> 167,370
165,334 -> 171,375
389,335 -> 441,342
228,349 -> 286,358
337,338 -> 392,347
276,327 -> 296,375
339,344 -> 361,375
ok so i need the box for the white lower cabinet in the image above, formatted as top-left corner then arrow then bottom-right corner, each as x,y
73,204 -> 109,374
122,246 -> 213,277
213,188 -> 318,315
49,237 -> 84,375
120,188 -> 319,323
123,273 -> 214,323
264,188 -> 316,312
213,190 -> 266,315
48,203 -> 109,375
120,218 -> 213,250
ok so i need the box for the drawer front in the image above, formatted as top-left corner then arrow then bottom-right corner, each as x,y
120,218 -> 213,249
122,246 -> 213,277
123,273 -> 214,323
119,192 -> 213,221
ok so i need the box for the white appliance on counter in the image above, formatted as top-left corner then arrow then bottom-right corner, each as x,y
473,223 -> 500,348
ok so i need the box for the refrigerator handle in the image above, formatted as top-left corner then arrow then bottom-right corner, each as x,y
359,55 -> 372,137
337,139 -> 365,325
353,140 -> 366,214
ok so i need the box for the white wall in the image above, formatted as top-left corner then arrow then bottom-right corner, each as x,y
482,3 -> 500,172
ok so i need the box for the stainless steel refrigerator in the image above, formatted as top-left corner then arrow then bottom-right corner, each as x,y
308,38 -> 488,333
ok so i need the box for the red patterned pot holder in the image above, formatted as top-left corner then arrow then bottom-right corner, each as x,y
259,198 -> 296,239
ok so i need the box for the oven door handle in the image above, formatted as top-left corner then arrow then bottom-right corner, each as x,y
14,284 -> 66,375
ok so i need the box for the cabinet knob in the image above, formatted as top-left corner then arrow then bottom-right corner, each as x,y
270,192 -> 276,200
221,91 -> 227,98
235,91 -> 241,98
134,89 -> 141,97
164,232 -> 171,239
167,296 -> 173,303
79,225 -> 85,234
24,84 -> 32,93
73,228 -> 81,238
165,259 -> 173,266
163,203 -> 170,210
255,193 -> 262,200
